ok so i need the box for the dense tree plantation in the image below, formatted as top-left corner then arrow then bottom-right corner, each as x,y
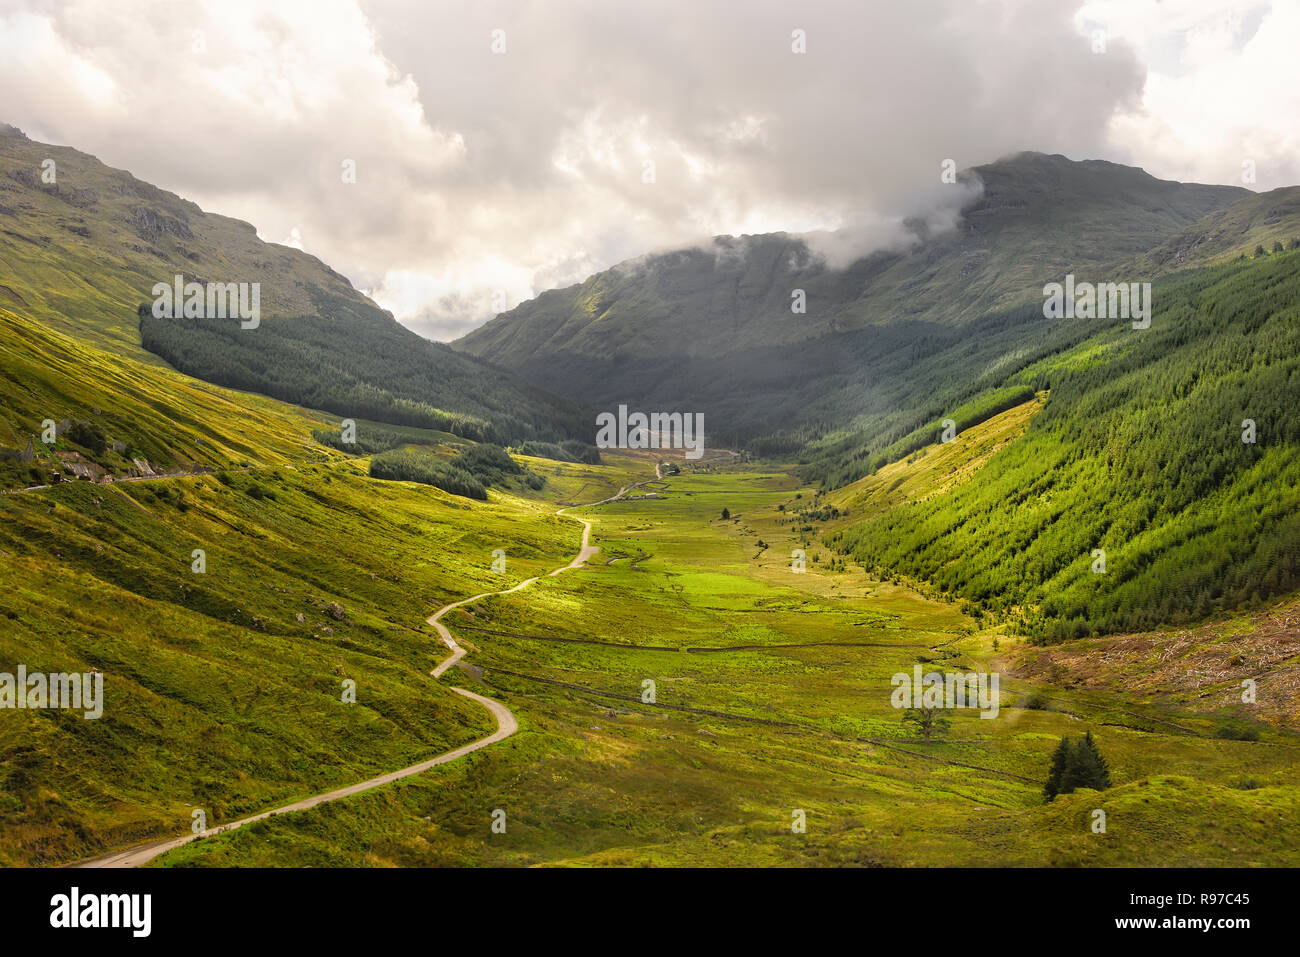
368,450 -> 490,499
368,443 -> 543,499
138,287 -> 588,446
827,251 -> 1300,640
311,422 -> 463,455
790,302 -> 1104,489
512,439 -> 603,464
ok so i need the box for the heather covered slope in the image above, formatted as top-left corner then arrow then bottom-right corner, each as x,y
0,244 -> 594,864
0,280 -> 590,864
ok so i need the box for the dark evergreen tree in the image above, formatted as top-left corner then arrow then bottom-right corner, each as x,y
1055,731 -> 1112,797
1078,731 -> 1112,788
1043,735 -> 1072,800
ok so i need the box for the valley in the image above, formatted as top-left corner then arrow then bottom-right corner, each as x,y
2,127 -> 1298,870
3,372 -> 1298,868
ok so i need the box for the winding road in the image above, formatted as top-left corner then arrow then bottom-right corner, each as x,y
73,470 -> 655,868
73,686 -> 517,868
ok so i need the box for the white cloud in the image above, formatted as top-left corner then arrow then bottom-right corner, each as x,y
0,11 -> 123,137
1083,0 -> 1300,189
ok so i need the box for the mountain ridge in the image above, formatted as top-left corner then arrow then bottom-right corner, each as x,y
452,151 -> 1256,431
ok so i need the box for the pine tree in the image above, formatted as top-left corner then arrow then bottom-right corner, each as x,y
1079,731 -> 1112,789
1044,736 -> 1071,800
1060,731 -> 1112,794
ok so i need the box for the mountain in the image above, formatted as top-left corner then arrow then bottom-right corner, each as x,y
0,124 -> 584,445
0,128 -> 598,864
453,152 -> 1250,440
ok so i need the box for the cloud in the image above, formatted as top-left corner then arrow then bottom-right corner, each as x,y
800,176 -> 987,270
3,0 -> 1284,340
1081,0 -> 1300,190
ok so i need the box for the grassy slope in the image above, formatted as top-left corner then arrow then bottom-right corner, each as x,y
0,449 -> 590,865
0,124 -> 360,355
823,393 -> 1045,520
1127,186 -> 1300,276
0,305 -> 333,485
0,285 -> 589,864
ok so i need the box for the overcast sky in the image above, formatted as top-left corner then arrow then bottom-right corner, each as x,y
2,0 -> 1295,339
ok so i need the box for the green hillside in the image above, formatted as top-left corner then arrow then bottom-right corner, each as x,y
1128,186 -> 1300,275
0,448 -> 593,865
827,249 -> 1300,640
0,305 -> 331,490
